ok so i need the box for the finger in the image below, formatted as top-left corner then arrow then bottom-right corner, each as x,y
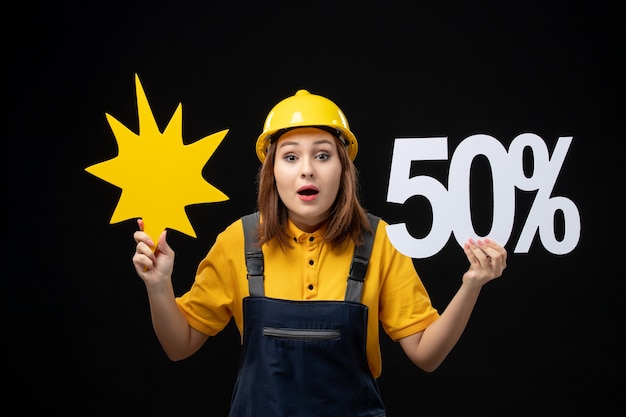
132,251 -> 154,272
476,239 -> 493,262
463,239 -> 476,262
482,239 -> 508,267
464,238 -> 486,265
135,240 -> 153,256
154,229 -> 169,254
136,246 -> 156,271
133,231 -> 155,249
470,238 -> 493,266
484,238 -> 507,257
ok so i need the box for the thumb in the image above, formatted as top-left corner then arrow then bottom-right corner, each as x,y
154,229 -> 171,255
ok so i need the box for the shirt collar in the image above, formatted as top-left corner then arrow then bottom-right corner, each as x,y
287,218 -> 328,243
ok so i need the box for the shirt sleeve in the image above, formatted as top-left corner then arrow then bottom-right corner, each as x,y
175,219 -> 247,336
374,220 -> 441,341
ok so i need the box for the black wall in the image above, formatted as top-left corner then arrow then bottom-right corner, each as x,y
6,1 -> 622,415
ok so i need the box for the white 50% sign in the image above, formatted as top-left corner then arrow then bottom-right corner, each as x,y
386,133 -> 581,259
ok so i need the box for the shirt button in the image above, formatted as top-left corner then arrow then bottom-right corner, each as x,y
309,259 -> 314,265
308,284 -> 314,290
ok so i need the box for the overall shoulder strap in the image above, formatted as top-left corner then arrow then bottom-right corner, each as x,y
242,211 -> 265,297
345,213 -> 380,303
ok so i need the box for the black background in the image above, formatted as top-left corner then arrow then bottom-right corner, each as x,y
6,1 -> 623,415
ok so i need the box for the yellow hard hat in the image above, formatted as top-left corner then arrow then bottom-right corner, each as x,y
255,89 -> 358,162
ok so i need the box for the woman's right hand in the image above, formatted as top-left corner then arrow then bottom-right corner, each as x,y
132,218 -> 175,286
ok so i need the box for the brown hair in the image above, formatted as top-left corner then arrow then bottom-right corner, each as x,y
256,132 -> 371,250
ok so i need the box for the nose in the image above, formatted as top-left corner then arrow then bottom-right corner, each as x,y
300,157 -> 314,178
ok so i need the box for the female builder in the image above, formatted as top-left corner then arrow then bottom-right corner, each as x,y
132,89 -> 508,416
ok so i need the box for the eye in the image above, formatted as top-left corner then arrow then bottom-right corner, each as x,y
316,153 -> 330,161
283,154 -> 297,162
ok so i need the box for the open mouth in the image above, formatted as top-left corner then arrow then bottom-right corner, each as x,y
298,189 -> 319,196
297,186 -> 319,198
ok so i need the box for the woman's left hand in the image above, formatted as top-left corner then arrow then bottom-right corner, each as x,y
462,238 -> 507,288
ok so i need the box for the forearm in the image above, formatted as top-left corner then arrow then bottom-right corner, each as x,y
401,237 -> 506,372
145,281 -> 199,361
404,282 -> 482,372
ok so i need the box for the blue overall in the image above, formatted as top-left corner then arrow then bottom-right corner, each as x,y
227,212 -> 386,417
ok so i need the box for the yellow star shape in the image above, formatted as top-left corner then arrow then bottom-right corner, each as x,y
85,74 -> 229,242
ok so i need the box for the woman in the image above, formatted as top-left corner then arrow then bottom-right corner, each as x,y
133,89 -> 507,416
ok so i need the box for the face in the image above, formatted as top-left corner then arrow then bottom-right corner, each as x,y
273,127 -> 342,232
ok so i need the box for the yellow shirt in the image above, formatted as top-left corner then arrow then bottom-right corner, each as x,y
176,215 -> 440,378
